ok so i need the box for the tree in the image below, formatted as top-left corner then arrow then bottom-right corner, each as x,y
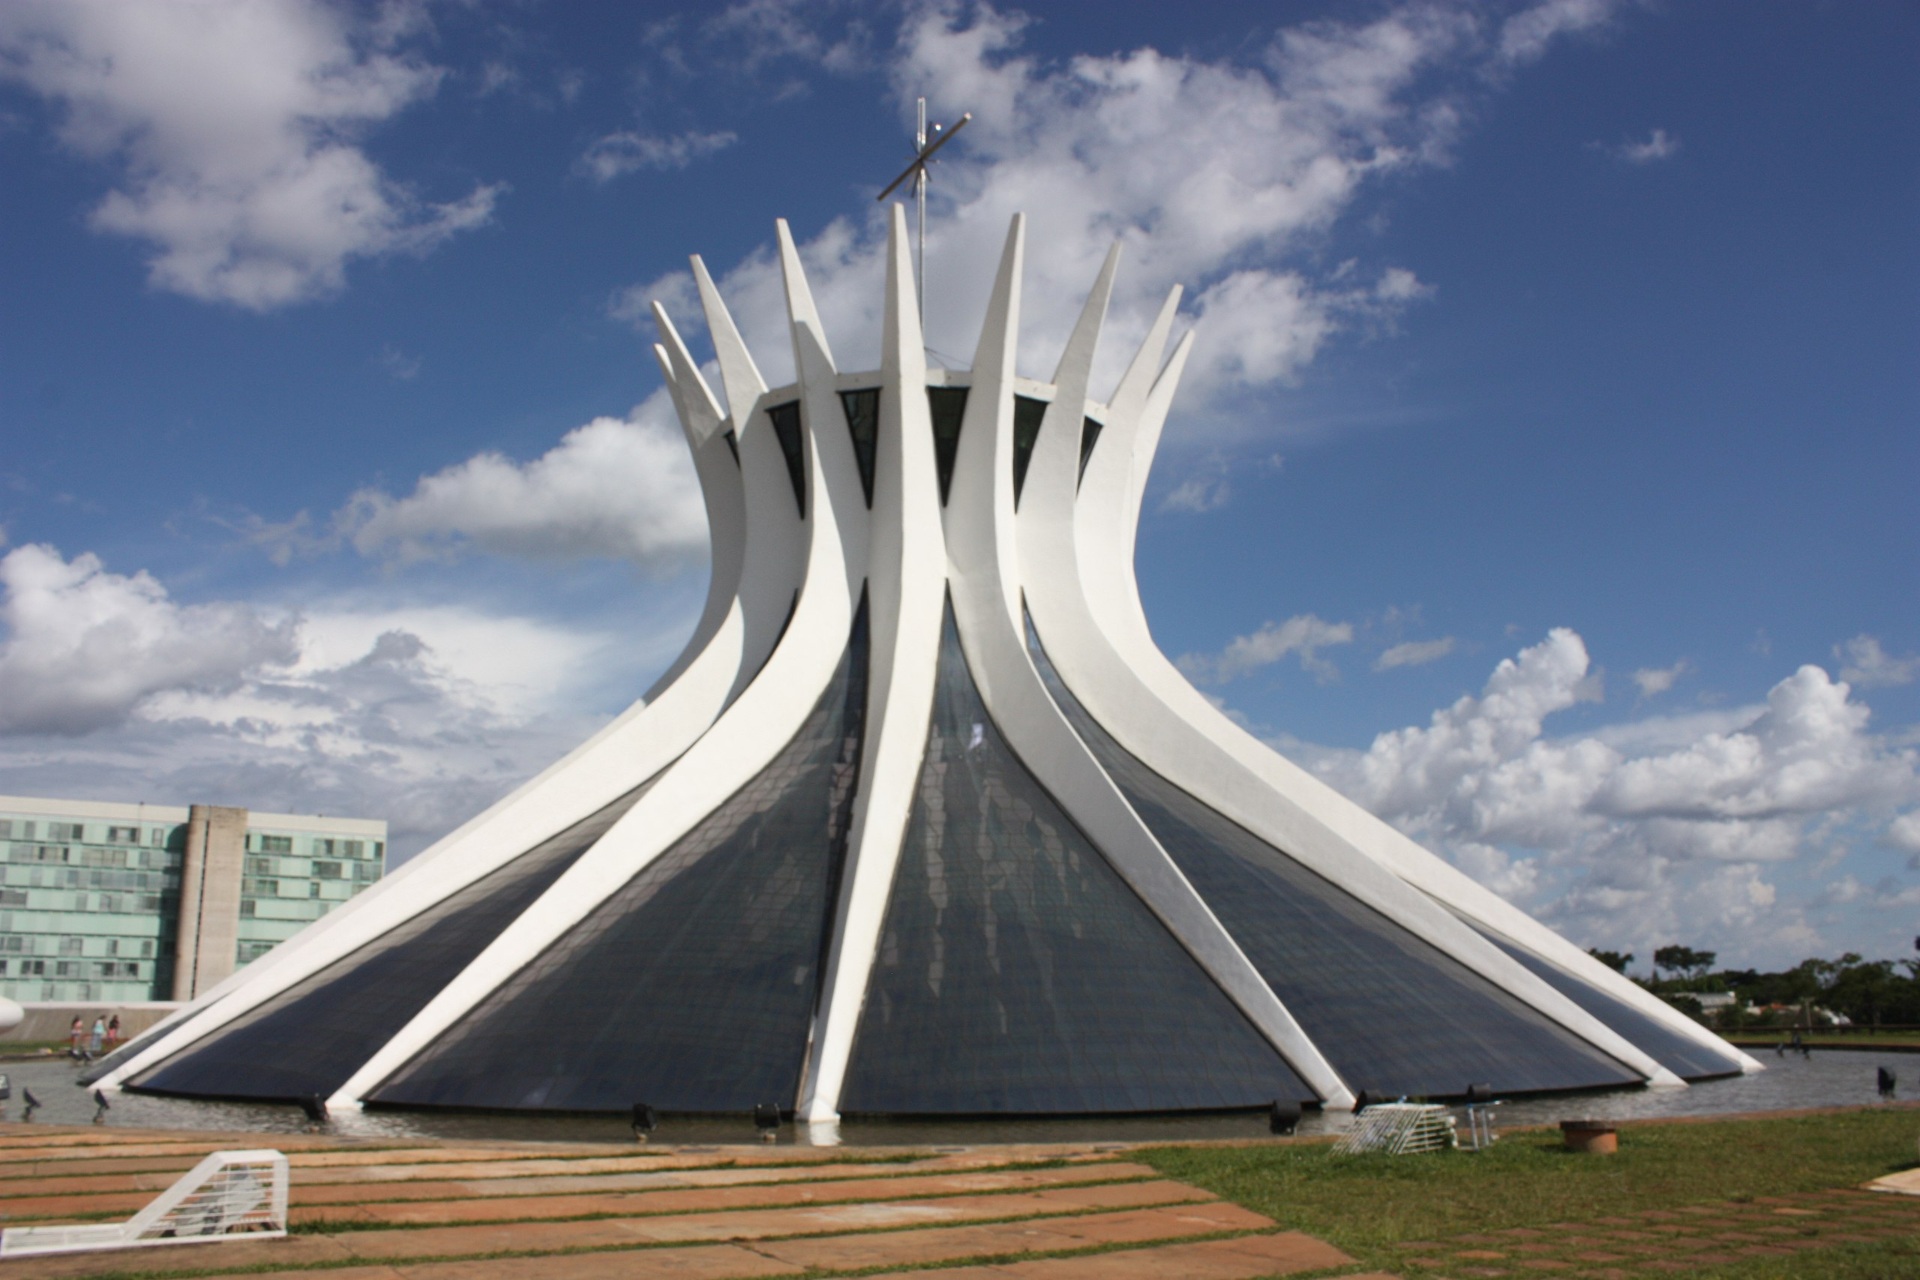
1653,945 -> 1716,981
1587,949 -> 1633,973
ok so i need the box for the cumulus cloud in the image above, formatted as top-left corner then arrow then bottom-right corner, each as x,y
0,545 -> 297,735
578,129 -> 737,182
1305,628 -> 1920,960
1181,614 -> 1354,684
619,1 -> 1578,437
1376,636 -> 1456,670
0,0 -> 500,309
0,545 -> 693,859
329,389 -> 708,569
1631,658 -> 1690,698
1835,634 -> 1918,688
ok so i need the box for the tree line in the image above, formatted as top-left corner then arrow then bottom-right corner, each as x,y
1584,945 -> 1920,1031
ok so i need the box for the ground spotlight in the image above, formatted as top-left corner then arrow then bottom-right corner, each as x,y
1268,1100 -> 1301,1135
753,1103 -> 782,1143
299,1094 -> 329,1125
631,1102 -> 658,1142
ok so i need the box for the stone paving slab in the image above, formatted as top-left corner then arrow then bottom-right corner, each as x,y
297,1163 -> 1158,1226
856,1230 -> 1355,1279
750,1202 -> 1270,1270
316,1180 -> 1208,1258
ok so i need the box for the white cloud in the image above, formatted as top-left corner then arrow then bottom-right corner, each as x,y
1497,0 -> 1619,65
1612,127 -> 1680,164
1181,614 -> 1354,684
1303,628 -> 1920,962
1835,634 -> 1918,688
1887,811 -> 1920,856
0,544 -> 696,860
618,2 -> 1519,433
0,545 -> 297,735
578,129 -> 738,183
1376,636 -> 1456,670
0,0 -> 500,309
1631,658 -> 1690,698
331,389 -> 709,569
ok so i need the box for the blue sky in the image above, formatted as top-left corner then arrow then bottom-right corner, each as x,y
0,0 -> 1914,971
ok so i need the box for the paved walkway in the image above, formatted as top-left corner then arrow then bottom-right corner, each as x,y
0,1126 -> 1378,1280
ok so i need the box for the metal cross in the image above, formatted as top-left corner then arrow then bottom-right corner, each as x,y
878,97 -> 971,329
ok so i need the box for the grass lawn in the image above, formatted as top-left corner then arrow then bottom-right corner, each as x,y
1139,1104 -> 1920,1277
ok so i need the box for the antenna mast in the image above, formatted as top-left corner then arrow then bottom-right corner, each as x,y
877,97 -> 971,330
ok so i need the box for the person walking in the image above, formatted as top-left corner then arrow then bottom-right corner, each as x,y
105,1015 -> 120,1049
88,1015 -> 105,1054
68,1016 -> 83,1057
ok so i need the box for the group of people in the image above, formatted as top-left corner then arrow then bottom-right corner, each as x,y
67,1014 -> 120,1058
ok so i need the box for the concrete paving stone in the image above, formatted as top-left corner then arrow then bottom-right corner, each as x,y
0,1159 -> 197,1179
288,1159 -> 977,1204
387,1245 -> 802,1280
1496,1227 -> 1548,1238
850,1231 -> 1352,1280
0,1192 -> 151,1222
1569,1251 -> 1626,1263
1456,1249 -> 1508,1259
1512,1261 -> 1570,1271
750,1203 -> 1269,1270
307,1181 -> 1207,1259
0,1231 -> 360,1278
295,1164 -> 1157,1225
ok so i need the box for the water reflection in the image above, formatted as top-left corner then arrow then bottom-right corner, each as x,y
1,1051 -> 1908,1146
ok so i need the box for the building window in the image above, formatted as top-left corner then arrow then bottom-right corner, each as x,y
309,881 -> 322,898
239,900 -> 254,917
0,821 -> 9,839
247,856 -> 273,875
341,840 -> 365,859
59,937 -> 82,955
48,822 -> 83,842
258,835 -> 292,853
242,878 -> 278,898
0,890 -> 23,907
140,940 -> 153,957
106,826 -> 139,844
314,860 -> 342,879
55,961 -> 79,978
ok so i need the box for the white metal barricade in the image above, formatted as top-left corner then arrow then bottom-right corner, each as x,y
0,1149 -> 288,1257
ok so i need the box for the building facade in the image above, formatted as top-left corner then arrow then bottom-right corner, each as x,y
0,796 -> 386,1005
91,212 -> 1756,1117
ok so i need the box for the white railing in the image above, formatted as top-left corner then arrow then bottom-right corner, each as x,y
0,1149 -> 288,1257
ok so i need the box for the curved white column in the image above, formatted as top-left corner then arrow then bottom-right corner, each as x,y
96,317 -> 756,1092
942,216 -> 1352,1108
799,204 -> 946,1122
1072,300 -> 1751,1078
1023,255 -> 1674,1086
325,224 -> 871,1111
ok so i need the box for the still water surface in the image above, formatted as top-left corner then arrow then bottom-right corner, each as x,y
1,1048 -> 1908,1146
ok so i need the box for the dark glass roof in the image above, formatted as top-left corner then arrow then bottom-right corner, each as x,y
841,600 -> 1310,1115
1028,617 -> 1643,1100
125,784 -> 648,1102
370,600 -> 870,1113
1479,931 -> 1746,1080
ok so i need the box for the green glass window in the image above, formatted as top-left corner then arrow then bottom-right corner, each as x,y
839,389 -> 880,506
927,387 -> 968,504
1078,417 -> 1103,486
1012,395 -> 1047,505
766,401 -> 807,518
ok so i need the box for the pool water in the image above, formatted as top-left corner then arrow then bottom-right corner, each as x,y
1,1048 -> 1908,1146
